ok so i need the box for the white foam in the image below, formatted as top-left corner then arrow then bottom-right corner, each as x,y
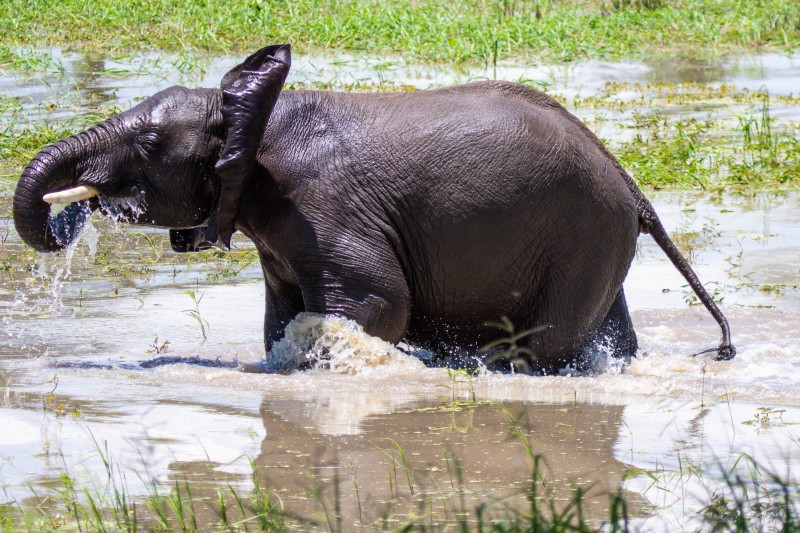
30,217 -> 99,311
264,313 -> 425,374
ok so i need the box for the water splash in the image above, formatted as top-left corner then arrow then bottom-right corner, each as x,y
99,193 -> 146,224
585,336 -> 630,376
77,218 -> 99,257
260,313 -> 425,374
35,217 -> 99,310
47,200 -> 92,248
2,292 -> 28,341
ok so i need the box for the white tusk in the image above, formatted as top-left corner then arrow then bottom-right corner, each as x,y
43,185 -> 100,204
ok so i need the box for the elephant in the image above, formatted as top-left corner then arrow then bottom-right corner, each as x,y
13,44 -> 735,372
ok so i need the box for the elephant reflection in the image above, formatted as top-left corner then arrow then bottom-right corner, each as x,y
252,397 -> 640,527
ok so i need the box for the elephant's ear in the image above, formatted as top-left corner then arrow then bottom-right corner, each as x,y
212,44 -> 291,249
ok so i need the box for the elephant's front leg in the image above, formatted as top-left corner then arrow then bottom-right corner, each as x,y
260,255 -> 305,352
263,283 -> 305,351
295,237 -> 412,344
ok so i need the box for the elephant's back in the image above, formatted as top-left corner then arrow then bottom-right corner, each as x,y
269,82 -> 597,199
356,81 -> 620,200
354,81 -> 639,235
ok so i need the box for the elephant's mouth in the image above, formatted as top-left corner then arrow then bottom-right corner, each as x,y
44,184 -> 148,224
38,184 -> 150,250
97,193 -> 147,224
38,178 -> 212,252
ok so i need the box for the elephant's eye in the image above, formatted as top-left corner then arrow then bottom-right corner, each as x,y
137,132 -> 162,156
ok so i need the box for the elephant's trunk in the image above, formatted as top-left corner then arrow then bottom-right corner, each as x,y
13,134 -> 97,252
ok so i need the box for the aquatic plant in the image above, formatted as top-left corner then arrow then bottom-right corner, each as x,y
0,45 -> 65,74
730,91 -> 800,186
146,336 -> 170,355
481,316 -> 545,372
182,290 -> 209,342
438,367 -> 482,405
198,248 -> 259,282
615,99 -> 800,191
742,406 -> 787,430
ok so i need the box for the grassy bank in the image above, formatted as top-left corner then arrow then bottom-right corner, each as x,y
1,0 -> 799,64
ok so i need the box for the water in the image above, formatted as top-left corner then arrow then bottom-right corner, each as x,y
1,50 -> 799,527
3,48 -> 799,131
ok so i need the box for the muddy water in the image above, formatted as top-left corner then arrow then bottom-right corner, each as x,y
1,51 -> 800,528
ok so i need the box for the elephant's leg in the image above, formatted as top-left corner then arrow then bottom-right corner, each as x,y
263,282 -> 305,352
588,287 -> 638,358
260,253 -> 305,352
526,287 -> 638,373
295,238 -> 412,344
518,259 -> 635,373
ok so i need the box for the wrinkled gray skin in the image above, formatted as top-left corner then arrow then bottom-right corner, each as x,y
14,45 -> 735,372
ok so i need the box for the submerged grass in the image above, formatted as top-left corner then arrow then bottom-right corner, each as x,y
0,0 -> 798,64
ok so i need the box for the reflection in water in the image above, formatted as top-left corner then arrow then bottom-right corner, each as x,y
645,56 -> 725,84
254,399 -> 634,527
620,400 -> 800,530
72,52 -> 117,106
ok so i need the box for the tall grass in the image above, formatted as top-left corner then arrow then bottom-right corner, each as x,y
0,460 -> 286,532
0,0 -> 798,64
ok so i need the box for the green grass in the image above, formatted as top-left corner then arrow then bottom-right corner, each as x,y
0,0 -> 798,64
0,98 -> 121,185
0,46 -> 65,74
613,93 -> 800,190
0,122 -> 77,176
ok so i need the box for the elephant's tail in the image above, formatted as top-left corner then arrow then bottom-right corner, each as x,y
601,153 -> 734,360
637,197 -> 735,360
557,97 -> 735,360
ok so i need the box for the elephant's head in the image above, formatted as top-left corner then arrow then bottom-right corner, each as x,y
13,44 -> 291,253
